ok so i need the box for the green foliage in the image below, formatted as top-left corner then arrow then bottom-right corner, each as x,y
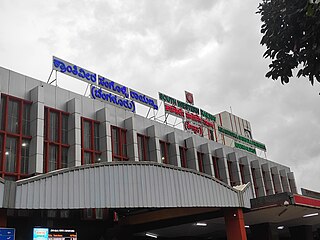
257,0 -> 320,85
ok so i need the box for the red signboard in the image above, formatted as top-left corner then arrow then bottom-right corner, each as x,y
165,104 -> 184,118
184,121 -> 203,136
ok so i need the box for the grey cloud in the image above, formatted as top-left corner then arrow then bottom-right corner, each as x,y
1,0 -> 320,192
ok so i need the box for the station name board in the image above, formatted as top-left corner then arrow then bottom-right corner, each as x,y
159,92 -> 216,122
218,126 -> 266,151
53,56 -> 158,113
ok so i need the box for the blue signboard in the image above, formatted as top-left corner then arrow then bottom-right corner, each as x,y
0,228 -> 15,240
33,228 -> 49,240
53,57 -> 159,111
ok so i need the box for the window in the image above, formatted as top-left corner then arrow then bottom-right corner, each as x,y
81,118 -> 101,164
251,167 -> 259,197
137,134 -> 149,161
44,107 -> 70,172
288,178 -> 294,193
281,176 -> 288,192
212,156 -> 221,180
271,173 -> 278,194
227,160 -> 235,186
0,94 -> 32,180
239,163 -> 246,184
262,170 -> 271,195
179,146 -> 187,168
197,152 -> 204,173
209,129 -> 215,141
111,126 -> 127,161
159,140 -> 169,164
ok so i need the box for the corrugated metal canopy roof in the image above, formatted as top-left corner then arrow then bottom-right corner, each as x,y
12,162 -> 252,209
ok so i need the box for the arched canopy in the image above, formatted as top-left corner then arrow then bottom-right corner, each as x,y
13,162 -> 252,209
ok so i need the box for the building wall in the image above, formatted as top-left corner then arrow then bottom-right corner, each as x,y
0,66 -> 297,199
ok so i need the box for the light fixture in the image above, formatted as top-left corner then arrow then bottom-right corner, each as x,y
277,226 -> 284,230
245,225 -> 250,229
145,232 -> 158,238
22,142 -> 27,147
5,152 -> 9,155
303,212 -> 319,218
196,222 -> 207,227
161,157 -> 165,160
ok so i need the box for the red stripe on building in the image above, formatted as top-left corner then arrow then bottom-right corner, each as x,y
294,195 -> 320,208
213,123 -> 218,143
219,114 -> 225,145
233,115 -> 239,134
229,112 -> 234,131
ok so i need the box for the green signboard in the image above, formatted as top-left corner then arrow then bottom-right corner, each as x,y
218,126 -> 266,151
234,142 -> 257,154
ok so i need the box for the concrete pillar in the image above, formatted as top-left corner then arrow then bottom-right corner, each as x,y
215,148 -> 229,185
227,152 -> 241,186
96,107 -> 112,162
167,132 -> 181,167
29,86 -> 45,174
287,172 -> 297,193
0,209 -> 7,227
251,160 -> 266,197
271,167 -> 283,194
224,208 -> 247,240
261,163 -> 275,195
239,157 -> 254,187
67,98 -> 82,166
289,225 -> 313,240
250,223 -> 279,240
185,137 -> 198,171
200,143 -> 214,176
124,117 -> 138,162
279,169 -> 290,192
146,125 -> 161,163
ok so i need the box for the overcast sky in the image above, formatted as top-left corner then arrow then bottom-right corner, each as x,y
1,0 -> 320,192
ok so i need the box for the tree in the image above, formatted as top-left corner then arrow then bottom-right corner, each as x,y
257,0 -> 320,85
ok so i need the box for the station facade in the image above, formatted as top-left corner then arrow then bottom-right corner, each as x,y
0,60 -> 319,240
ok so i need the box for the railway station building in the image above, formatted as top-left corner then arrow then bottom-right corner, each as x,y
0,58 -> 319,239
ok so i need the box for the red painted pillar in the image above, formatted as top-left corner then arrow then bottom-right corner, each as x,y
0,209 -> 7,227
224,208 -> 247,240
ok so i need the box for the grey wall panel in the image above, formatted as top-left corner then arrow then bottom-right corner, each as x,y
0,180 -> 5,207
15,162 -> 251,209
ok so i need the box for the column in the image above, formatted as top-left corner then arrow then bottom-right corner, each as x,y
29,86 -> 45,174
287,172 -> 297,193
224,208 -> 247,240
124,117 -> 138,162
67,98 -> 81,167
167,132 -> 180,167
279,169 -> 290,192
215,148 -> 229,185
227,152 -> 241,186
261,163 -> 275,195
200,143 -> 214,176
239,157 -> 254,186
146,125 -> 161,163
251,160 -> 266,197
96,107 -> 112,162
185,137 -> 198,171
271,167 -> 283,193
